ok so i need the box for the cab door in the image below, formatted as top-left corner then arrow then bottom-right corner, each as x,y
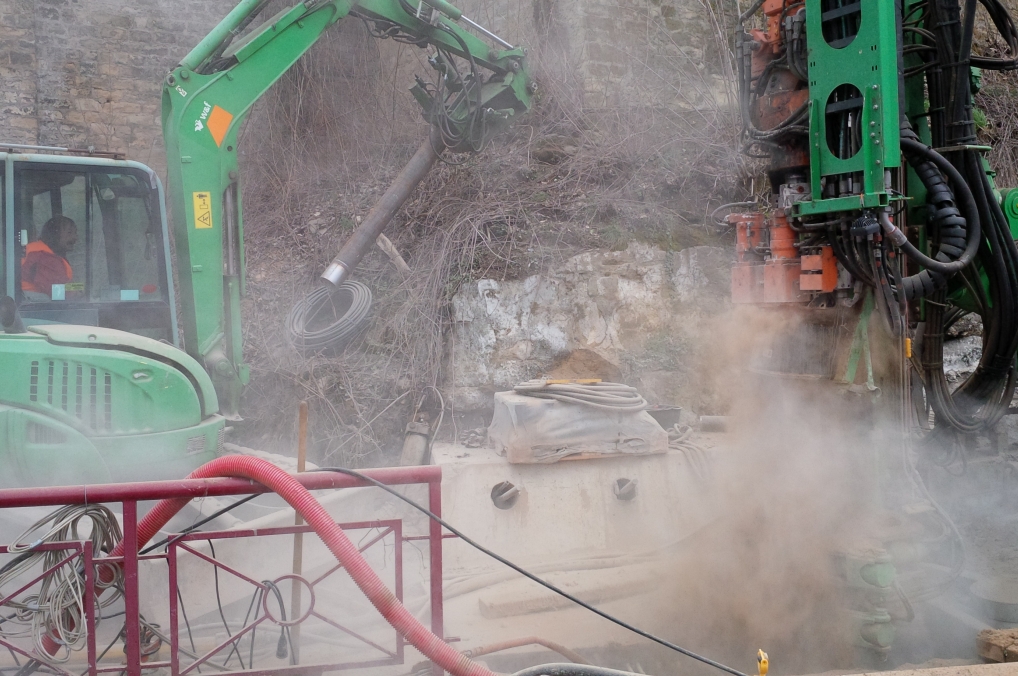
14,162 -> 176,341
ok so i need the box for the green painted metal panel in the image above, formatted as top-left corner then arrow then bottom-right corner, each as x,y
0,404 -> 223,488
796,0 -> 902,216
795,191 -> 890,216
163,1 -> 353,416
0,405 -> 111,487
0,330 -> 210,434
26,324 -> 217,415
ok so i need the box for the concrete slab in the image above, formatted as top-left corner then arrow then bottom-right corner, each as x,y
432,440 -> 720,578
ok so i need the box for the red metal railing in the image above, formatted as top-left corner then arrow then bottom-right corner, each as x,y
0,466 -> 444,676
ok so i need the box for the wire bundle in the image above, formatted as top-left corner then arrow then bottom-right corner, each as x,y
513,380 -> 649,412
0,505 -> 123,661
286,281 -> 372,354
666,425 -> 714,482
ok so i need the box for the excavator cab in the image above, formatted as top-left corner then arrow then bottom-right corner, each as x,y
7,150 -> 178,344
0,148 -> 221,488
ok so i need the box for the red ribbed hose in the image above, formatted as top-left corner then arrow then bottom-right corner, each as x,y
94,456 -> 496,676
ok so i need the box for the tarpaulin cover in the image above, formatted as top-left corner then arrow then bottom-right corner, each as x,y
488,391 -> 668,463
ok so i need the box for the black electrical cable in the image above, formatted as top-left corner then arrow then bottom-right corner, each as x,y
246,587 -> 265,669
139,494 -> 258,556
971,0 -> 1018,69
176,588 -> 202,675
11,661 -> 39,676
208,541 -> 246,669
311,467 -> 750,676
262,580 -> 296,664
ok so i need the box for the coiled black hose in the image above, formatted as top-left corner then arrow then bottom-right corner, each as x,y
286,281 -> 372,354
894,135 -> 981,278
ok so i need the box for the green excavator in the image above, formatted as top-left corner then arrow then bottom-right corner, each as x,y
0,0 -> 531,487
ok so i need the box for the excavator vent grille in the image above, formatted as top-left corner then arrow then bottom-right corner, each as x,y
29,360 -> 112,433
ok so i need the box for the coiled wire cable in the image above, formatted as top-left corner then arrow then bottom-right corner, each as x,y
513,381 -> 648,412
0,505 -> 123,661
286,281 -> 372,354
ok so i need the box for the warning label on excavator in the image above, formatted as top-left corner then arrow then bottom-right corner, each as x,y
193,191 -> 213,229
207,105 -> 233,147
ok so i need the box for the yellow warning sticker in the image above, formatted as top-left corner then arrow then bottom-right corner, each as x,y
193,191 -> 213,229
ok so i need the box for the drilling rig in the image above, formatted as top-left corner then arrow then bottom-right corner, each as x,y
730,0 -> 1018,657
731,0 -> 1018,425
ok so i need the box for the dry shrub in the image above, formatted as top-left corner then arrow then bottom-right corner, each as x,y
981,72 -> 1018,188
235,0 -> 747,465
975,0 -> 1018,186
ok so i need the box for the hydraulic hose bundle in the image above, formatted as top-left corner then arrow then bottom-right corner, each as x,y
908,0 -> 1018,431
817,0 -> 1018,431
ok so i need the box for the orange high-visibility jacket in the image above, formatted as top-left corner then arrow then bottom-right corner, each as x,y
21,240 -> 73,294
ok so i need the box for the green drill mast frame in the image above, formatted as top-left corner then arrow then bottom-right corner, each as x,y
162,0 -> 531,417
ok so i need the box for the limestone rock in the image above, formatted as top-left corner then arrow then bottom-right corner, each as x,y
447,242 -> 730,410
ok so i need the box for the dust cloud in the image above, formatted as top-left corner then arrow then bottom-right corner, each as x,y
640,306 -> 927,676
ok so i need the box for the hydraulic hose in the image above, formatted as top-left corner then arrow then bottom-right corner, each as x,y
103,456 -> 498,676
894,137 -> 981,274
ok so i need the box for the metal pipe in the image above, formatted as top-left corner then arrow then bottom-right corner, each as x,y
0,142 -> 69,152
0,465 -> 442,508
179,0 -> 267,71
321,128 -> 445,287
512,664 -> 648,676
461,16 -> 514,49
290,400 -> 309,663
224,184 -> 239,276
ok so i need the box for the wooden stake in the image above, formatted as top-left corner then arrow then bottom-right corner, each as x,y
290,401 -> 308,662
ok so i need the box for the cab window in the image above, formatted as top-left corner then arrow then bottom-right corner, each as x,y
15,165 -> 173,340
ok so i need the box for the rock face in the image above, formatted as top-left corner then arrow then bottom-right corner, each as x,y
447,243 -> 730,410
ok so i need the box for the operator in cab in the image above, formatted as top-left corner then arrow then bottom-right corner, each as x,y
21,215 -> 77,301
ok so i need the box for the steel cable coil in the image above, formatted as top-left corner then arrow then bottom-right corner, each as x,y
513,380 -> 648,411
286,281 -> 372,354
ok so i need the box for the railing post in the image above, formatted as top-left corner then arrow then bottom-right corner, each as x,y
428,478 -> 444,676
122,500 -> 141,676
83,541 -> 96,676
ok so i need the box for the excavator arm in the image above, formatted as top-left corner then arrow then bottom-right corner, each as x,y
161,0 -> 531,417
